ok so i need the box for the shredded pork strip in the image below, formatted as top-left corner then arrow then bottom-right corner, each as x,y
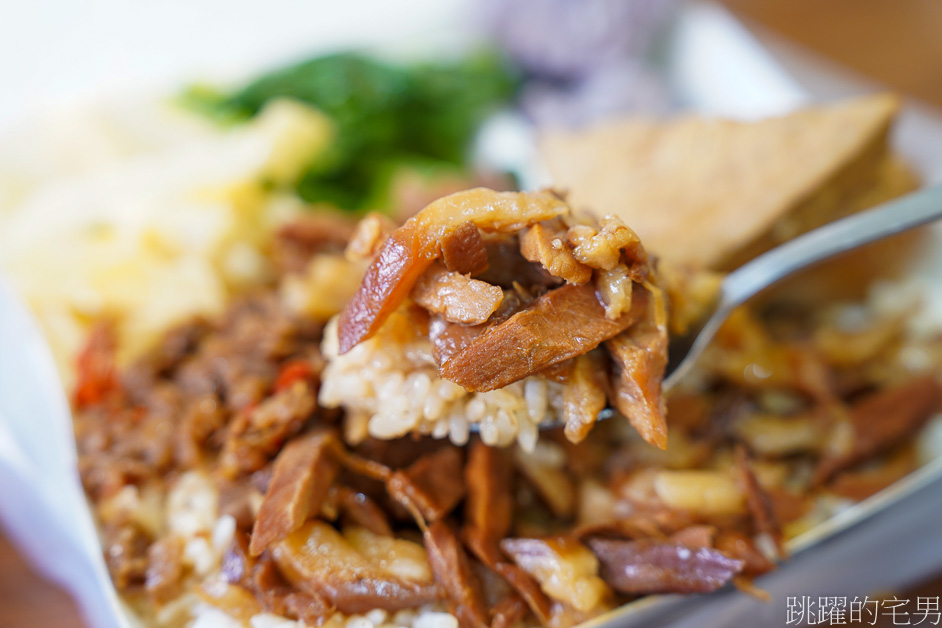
463,441 -> 514,563
562,351 -> 609,443
386,446 -> 467,521
337,188 -> 568,353
587,538 -> 744,594
519,219 -> 592,285
441,221 -> 489,275
425,521 -> 490,628
273,521 -> 438,614
605,287 -> 669,449
250,430 -> 339,555
411,263 -> 503,325
815,376 -> 941,482
440,283 -> 644,392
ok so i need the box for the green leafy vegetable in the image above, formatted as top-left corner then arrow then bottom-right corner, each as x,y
191,51 -> 520,211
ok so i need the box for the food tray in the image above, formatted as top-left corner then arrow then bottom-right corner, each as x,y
3,2 -> 942,627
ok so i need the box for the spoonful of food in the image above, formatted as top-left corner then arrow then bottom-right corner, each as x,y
662,183 -> 942,391
327,186 -> 942,446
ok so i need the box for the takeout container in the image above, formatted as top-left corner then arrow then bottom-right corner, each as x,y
3,2 -> 942,627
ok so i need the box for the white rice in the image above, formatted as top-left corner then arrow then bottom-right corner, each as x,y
318,317 -> 566,451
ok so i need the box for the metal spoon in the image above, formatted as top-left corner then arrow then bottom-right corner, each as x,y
662,183 -> 942,391
471,185 -> 942,434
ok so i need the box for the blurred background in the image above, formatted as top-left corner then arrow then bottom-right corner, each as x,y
1,0 -> 941,625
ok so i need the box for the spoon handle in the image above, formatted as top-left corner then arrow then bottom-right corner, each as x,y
664,184 -> 942,391
722,183 -> 942,310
